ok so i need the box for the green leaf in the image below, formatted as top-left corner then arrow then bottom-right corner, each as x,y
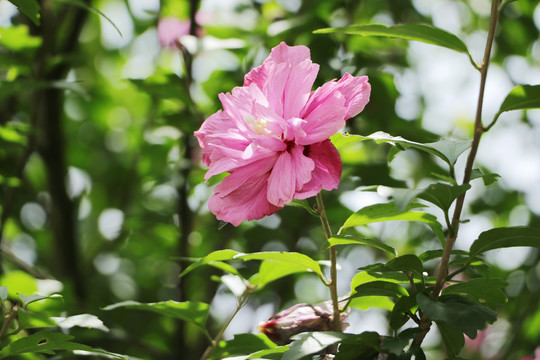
469,226 -> 540,258
416,293 -> 496,338
390,295 -> 417,330
18,293 -> 62,308
326,234 -> 397,256
314,24 -> 477,68
102,300 -> 209,331
385,254 -> 423,275
341,202 -> 445,243
55,0 -> 123,37
329,132 -> 471,167
0,25 -> 41,51
381,328 -> 420,355
418,249 -> 469,263
247,346 -> 289,359
494,85 -> 540,120
283,332 -> 352,360
441,278 -> 508,308
437,322 -> 465,358
8,0 -> 40,26
417,183 -> 471,212
353,281 -> 409,298
250,260 -> 309,289
470,169 -> 500,186
286,199 -> 318,216
236,252 -> 322,277
179,249 -> 242,277
0,330 -> 126,359
210,334 -> 277,359
335,332 -> 380,360
51,314 -> 109,332
349,296 -> 395,311
0,287 -> 7,301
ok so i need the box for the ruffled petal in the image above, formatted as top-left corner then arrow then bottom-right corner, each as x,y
267,145 -> 314,207
209,158 -> 280,226
295,91 -> 347,146
302,73 -> 371,120
294,140 -> 341,199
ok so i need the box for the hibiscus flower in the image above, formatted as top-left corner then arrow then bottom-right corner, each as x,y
195,42 -> 370,226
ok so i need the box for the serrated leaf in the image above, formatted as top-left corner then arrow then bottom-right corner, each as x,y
0,330 -> 126,359
51,314 -> 109,332
441,278 -> 508,308
102,300 -> 209,331
283,332 -> 352,360
494,85 -> 540,120
418,249 -> 469,263
353,281 -> 409,299
416,293 -> 496,338
250,260 -> 309,289
180,249 -> 242,277
8,0 -> 40,26
235,252 -> 322,277
469,226 -> 540,258
341,202 -> 445,243
314,24 -> 474,65
0,287 -> 7,301
326,234 -> 397,256
437,322 -> 465,358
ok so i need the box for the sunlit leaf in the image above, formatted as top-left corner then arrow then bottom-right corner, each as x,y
179,249 -> 242,277
352,281 -> 409,298
51,314 -> 109,332
247,346 -> 289,359
18,293 -> 62,308
326,234 -> 397,256
283,332 -> 352,360
8,0 -> 40,26
102,300 -> 209,331
469,226 -> 540,258
236,252 -> 322,277
341,202 -> 445,243
349,296 -> 395,311
417,293 -> 496,338
314,24 -> 473,64
442,278 -> 508,308
494,85 -> 540,121
250,260 -> 309,289
0,25 -> 41,51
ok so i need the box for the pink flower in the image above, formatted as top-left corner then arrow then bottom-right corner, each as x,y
157,17 -> 192,49
195,42 -> 370,226
257,301 -> 349,345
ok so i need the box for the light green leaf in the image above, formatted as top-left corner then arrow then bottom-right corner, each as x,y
247,346 -> 289,359
469,226 -> 540,258
250,260 -> 309,289
341,202 -> 445,243
494,85 -> 540,120
235,252 -> 322,277
286,199 -> 318,216
51,314 -> 109,332
210,334 -> 278,359
0,330 -> 126,359
102,300 -> 209,331
0,25 -> 41,51
283,332 -> 352,360
441,278 -> 508,308
8,0 -> 40,26
326,234 -> 397,256
349,296 -> 395,311
18,293 -> 62,308
417,293 -> 496,339
314,24 -> 477,68
180,249 -> 242,277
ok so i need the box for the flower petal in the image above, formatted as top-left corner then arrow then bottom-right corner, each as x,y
302,73 -> 371,120
267,146 -> 314,207
295,140 -> 342,199
295,91 -> 347,145
209,158 -> 280,226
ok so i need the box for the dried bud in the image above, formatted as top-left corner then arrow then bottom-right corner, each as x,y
257,301 -> 349,345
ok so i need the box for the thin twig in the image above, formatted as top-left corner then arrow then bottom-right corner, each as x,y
0,305 -> 18,342
315,193 -> 340,333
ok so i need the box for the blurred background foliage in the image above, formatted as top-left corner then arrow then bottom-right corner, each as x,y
0,0 -> 540,359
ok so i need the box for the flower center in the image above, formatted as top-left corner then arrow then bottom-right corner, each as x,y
245,114 -> 270,136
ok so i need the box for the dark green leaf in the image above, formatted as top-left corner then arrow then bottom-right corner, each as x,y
211,334 -> 277,359
381,328 -> 420,355
418,183 -> 471,212
441,278 -> 508,308
179,249 -> 241,277
390,295 -> 417,330
437,322 -> 465,358
417,293 -> 496,338
386,254 -> 423,275
470,169 -> 500,186
102,300 -> 209,331
469,226 -> 540,258
326,234 -> 397,256
8,0 -> 40,26
0,330 -> 125,359
353,281 -> 409,298
335,332 -> 380,360
341,202 -> 445,243
495,85 -> 540,120
283,332 -> 352,360
418,250 -> 469,263
286,199 -> 318,216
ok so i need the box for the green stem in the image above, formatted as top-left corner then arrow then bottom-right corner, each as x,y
315,193 -> 340,332
411,0 -> 500,349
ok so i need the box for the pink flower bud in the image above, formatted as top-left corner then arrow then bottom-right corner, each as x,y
257,301 -> 349,345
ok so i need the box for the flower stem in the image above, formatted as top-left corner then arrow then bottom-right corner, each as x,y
315,192 -> 340,332
411,0 -> 500,348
